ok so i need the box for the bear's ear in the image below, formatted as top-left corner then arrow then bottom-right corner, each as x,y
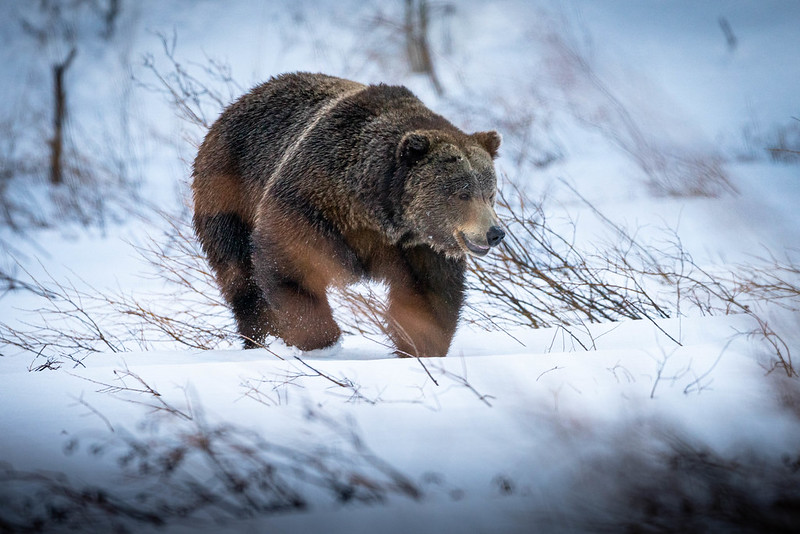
397,131 -> 431,164
473,130 -> 502,159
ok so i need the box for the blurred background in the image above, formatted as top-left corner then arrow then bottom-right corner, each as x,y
1,0 -> 797,235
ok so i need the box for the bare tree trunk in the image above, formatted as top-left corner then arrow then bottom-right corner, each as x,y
404,0 -> 443,95
50,47 -> 77,185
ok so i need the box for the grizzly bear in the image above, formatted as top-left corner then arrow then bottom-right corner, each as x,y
192,73 -> 504,357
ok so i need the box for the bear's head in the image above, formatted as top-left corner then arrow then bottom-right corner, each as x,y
397,129 -> 505,258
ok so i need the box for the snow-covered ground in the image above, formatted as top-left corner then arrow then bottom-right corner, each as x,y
1,1 -> 799,532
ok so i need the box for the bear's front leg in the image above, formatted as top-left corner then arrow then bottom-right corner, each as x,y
385,246 -> 466,358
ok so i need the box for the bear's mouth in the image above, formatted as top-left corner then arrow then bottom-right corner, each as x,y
458,232 -> 490,257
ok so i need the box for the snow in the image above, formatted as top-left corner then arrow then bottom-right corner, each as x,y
1,0 -> 799,532
2,316 -> 798,531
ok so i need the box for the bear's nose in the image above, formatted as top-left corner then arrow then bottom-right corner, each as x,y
486,226 -> 505,247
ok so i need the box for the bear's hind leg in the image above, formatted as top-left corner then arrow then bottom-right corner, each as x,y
193,212 -> 274,348
251,198 -> 350,352
228,277 -> 274,348
260,278 -> 341,351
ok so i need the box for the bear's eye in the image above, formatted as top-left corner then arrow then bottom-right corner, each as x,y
458,192 -> 471,201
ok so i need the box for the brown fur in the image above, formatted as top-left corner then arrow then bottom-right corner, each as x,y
192,73 -> 504,356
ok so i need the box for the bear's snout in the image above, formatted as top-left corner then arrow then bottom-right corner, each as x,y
487,226 -> 505,247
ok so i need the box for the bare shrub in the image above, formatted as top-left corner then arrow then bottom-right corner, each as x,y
568,423 -> 800,532
0,115 -> 52,230
464,178 -> 799,375
0,215 -> 236,370
0,384 -> 419,532
0,209 -> 394,405
0,0 -> 145,232
360,1 -> 454,91
137,29 -> 243,134
444,88 -> 564,174
0,137 -> 147,232
538,15 -> 735,197
738,116 -> 800,164
767,117 -> 800,164
126,212 -> 235,349
466,179 -> 675,349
